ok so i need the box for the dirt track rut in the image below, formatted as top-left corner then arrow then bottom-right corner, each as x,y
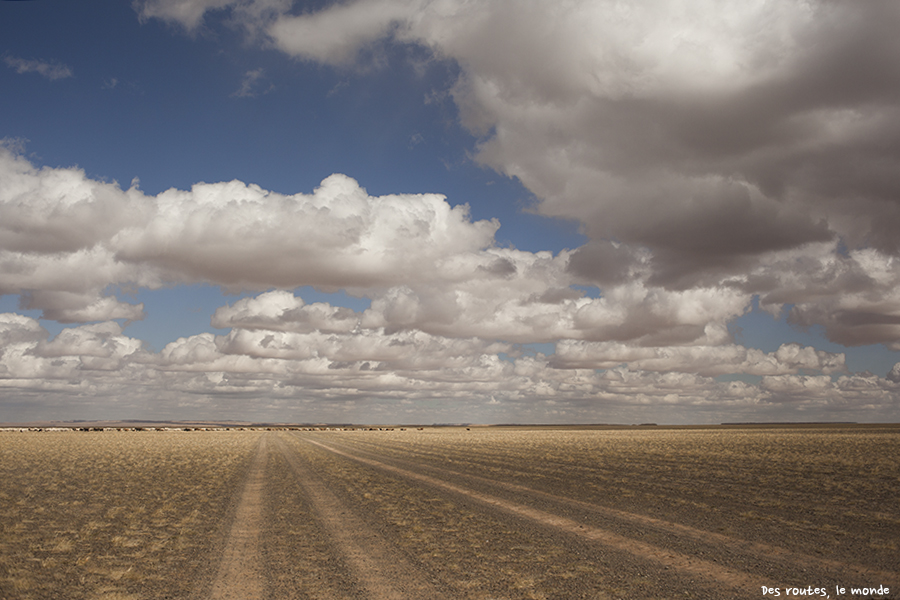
208,435 -> 267,600
296,433 -> 899,597
199,431 -> 898,600
270,435 -> 451,600
305,434 -> 898,585
301,436 -> 773,594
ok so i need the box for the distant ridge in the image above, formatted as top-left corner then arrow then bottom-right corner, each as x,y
720,421 -> 857,425
5,420 -> 888,430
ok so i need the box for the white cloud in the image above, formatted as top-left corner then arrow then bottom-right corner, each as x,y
212,290 -> 360,333
34,322 -> 143,373
206,263 -> 752,348
19,292 -> 145,324
552,340 -> 845,378
0,146 -> 149,253
268,0 -> 415,65
162,0 -> 900,286
134,0 -> 240,30
888,363 -> 900,384
0,317 -> 143,385
11,0 -> 900,420
232,68 -> 273,97
0,147 -> 501,321
1,308 -> 897,423
725,242 -> 900,349
4,55 -> 73,80
0,313 -> 47,347
2,143 -> 894,422
114,172 -> 499,289
135,0 -> 294,32
130,3 -> 900,345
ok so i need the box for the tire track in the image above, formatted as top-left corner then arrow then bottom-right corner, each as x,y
208,433 -> 268,600
326,434 -> 898,583
272,434 -> 454,600
300,435 -> 779,595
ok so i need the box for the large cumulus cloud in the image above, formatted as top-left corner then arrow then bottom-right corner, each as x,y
132,0 -> 900,349
5,1 -> 900,421
0,145 -> 498,320
114,172 -> 498,289
0,143 -> 763,347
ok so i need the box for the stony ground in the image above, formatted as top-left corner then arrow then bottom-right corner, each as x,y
1,426 -> 898,600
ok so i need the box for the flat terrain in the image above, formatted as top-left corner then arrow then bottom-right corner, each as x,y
1,426 -> 898,599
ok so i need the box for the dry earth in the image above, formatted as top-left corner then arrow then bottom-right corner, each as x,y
1,426 -> 897,600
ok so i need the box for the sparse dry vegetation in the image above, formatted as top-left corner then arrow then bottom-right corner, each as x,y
328,425 -> 900,572
0,430 -> 259,600
1,425 -> 897,600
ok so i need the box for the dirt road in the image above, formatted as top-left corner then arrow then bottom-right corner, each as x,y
3,428 -> 896,599
208,435 -> 268,600
198,430 -> 898,600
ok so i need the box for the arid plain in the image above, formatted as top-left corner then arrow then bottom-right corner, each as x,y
1,425 -> 897,600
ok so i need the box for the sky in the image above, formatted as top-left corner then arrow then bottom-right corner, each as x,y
1,0 -> 899,425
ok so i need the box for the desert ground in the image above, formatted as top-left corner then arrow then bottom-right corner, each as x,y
0,425 -> 897,599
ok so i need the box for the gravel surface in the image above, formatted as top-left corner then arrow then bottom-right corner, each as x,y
2,426 -> 897,600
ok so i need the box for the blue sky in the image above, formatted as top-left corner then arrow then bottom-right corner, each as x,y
1,0 -> 899,424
